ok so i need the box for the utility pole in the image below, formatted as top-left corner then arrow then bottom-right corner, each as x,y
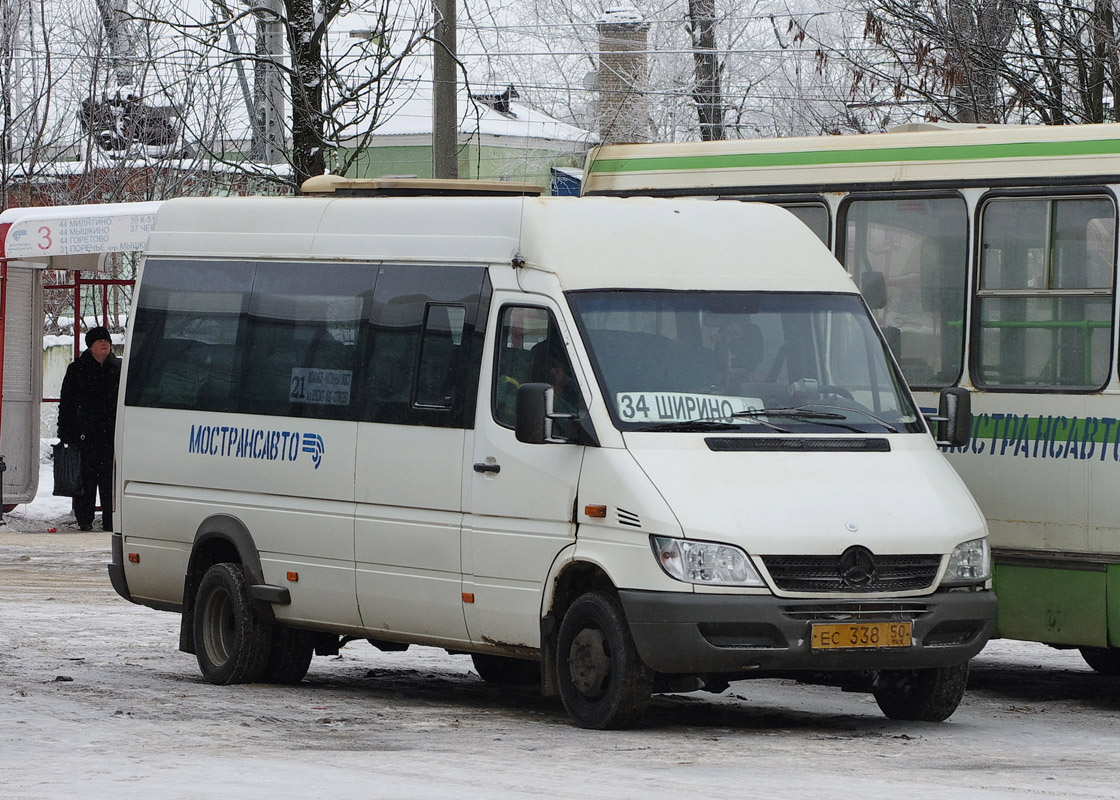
252,0 -> 285,164
432,0 -> 457,178
95,0 -> 135,87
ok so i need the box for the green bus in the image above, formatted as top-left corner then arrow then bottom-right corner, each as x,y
583,122 -> 1120,673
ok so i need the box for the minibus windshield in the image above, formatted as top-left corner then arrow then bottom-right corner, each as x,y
567,290 -> 923,434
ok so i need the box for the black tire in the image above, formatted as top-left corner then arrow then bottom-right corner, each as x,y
194,562 -> 271,685
873,662 -> 969,722
1080,646 -> 1120,675
471,653 -> 541,686
264,624 -> 315,685
556,591 -> 653,729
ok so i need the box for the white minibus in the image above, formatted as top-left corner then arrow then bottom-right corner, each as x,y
109,179 -> 996,728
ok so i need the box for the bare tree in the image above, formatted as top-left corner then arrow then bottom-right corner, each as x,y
128,0 -> 437,191
856,0 -> 1016,123
686,0 -> 725,140
460,0 -> 887,143
839,0 -> 1120,125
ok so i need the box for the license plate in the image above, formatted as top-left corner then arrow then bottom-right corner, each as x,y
811,621 -> 912,650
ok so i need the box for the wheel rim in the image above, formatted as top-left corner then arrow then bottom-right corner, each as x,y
567,625 -> 612,699
201,585 -> 234,667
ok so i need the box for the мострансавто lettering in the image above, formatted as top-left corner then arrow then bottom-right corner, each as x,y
942,413 -> 1120,461
188,424 -> 324,469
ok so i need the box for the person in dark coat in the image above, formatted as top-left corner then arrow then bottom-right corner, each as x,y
58,326 -> 122,531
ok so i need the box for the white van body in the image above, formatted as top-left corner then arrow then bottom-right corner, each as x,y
109,191 -> 995,728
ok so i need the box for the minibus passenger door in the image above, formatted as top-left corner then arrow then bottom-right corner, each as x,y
463,303 -> 586,650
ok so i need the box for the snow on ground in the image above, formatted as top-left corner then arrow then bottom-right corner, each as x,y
2,468 -> 1120,799
5,460 -> 80,533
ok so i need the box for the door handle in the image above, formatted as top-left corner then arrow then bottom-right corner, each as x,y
473,462 -> 501,474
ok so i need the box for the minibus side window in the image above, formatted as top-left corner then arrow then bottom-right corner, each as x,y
363,264 -> 490,428
129,259 -> 491,427
492,306 -> 578,429
415,304 -> 468,408
125,259 -> 253,411
241,262 -> 369,420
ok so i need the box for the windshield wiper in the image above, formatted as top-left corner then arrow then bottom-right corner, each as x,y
732,406 -> 846,421
799,404 -> 900,433
631,419 -> 747,433
633,414 -> 793,434
731,406 -> 866,433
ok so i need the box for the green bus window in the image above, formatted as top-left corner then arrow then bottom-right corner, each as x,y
976,196 -> 1115,390
780,204 -> 829,245
840,196 -> 968,390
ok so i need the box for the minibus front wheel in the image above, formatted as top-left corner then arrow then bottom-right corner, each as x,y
194,562 -> 271,685
557,591 -> 653,729
872,662 -> 969,722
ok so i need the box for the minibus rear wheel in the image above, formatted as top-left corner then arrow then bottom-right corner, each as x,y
872,662 -> 969,722
194,562 -> 271,685
556,591 -> 653,729
1079,646 -> 1120,675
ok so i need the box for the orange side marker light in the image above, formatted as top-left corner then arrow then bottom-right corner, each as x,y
287,571 -> 299,582
462,592 -> 475,604
584,504 -> 608,518
128,553 -> 140,563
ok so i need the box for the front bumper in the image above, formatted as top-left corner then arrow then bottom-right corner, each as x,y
619,589 -> 996,675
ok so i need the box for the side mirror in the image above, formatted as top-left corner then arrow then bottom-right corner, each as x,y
926,387 -> 971,448
515,382 -> 552,444
860,270 -> 888,310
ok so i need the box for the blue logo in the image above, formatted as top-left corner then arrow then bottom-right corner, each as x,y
301,433 -> 324,469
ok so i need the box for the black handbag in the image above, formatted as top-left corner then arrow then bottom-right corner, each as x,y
52,442 -> 83,497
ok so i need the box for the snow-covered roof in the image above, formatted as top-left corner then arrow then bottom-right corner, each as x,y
366,95 -> 595,145
0,157 -> 292,181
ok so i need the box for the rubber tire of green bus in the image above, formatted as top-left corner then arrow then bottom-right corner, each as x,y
872,662 -> 969,722
471,653 -> 541,686
194,562 -> 271,685
556,591 -> 654,730
264,625 -> 315,685
1079,647 -> 1120,675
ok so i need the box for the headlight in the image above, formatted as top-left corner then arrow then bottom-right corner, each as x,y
943,537 -> 990,584
651,536 -> 765,586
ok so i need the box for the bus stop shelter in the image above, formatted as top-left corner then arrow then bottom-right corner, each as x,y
0,202 -> 161,510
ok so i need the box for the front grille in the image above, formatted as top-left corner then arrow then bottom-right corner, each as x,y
761,554 -> 942,593
782,602 -> 932,622
706,437 -> 891,452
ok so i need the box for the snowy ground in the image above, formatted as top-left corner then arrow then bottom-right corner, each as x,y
2,464 -> 1120,799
